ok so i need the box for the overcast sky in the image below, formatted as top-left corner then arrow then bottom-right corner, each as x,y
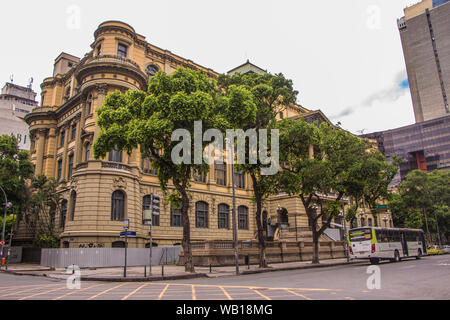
1,0 -> 421,134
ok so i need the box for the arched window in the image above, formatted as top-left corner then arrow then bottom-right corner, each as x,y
195,201 -> 209,228
60,200 -> 68,228
70,191 -> 77,221
171,205 -> 182,227
218,204 -> 229,229
111,190 -> 125,221
143,195 -> 159,226
85,143 -> 91,162
238,206 -> 249,230
109,148 -> 123,163
146,64 -> 159,78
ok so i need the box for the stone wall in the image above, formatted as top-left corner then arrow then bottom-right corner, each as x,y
178,240 -> 346,267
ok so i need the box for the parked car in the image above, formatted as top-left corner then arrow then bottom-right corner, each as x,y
428,246 -> 444,255
442,245 -> 450,254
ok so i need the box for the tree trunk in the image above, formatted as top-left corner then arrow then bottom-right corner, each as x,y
251,174 -> 268,268
422,207 -> 432,245
312,225 -> 320,264
180,189 -> 194,273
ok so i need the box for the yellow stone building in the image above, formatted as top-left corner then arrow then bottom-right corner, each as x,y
17,21 -> 389,249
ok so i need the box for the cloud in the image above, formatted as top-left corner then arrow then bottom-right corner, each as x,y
330,70 -> 409,120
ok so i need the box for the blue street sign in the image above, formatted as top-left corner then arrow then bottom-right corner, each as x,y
120,231 -> 136,238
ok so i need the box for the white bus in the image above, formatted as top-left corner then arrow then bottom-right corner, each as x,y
348,227 -> 428,264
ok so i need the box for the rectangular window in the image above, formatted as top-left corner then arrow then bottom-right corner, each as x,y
141,158 -> 158,175
117,44 -> 127,57
60,130 -> 65,147
87,101 -> 92,114
68,154 -> 74,178
234,171 -> 245,189
57,159 -> 62,181
171,206 -> 182,227
109,149 -> 123,163
97,45 -> 101,56
71,123 -> 77,141
193,170 -> 206,183
215,162 -> 227,186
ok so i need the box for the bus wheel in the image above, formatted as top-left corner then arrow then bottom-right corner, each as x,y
393,250 -> 400,263
370,258 -> 379,265
416,249 -> 422,260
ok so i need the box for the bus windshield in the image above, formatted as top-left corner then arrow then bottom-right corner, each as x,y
349,228 -> 372,242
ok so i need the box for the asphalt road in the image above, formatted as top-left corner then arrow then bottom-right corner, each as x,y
0,255 -> 449,300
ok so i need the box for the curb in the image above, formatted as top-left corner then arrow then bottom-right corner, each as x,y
79,272 -> 208,282
239,260 -> 366,275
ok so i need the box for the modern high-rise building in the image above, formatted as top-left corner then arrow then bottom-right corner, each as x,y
0,81 -> 38,149
362,0 -> 450,188
398,0 -> 450,123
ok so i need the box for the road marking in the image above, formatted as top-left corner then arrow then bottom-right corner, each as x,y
158,284 -> 170,300
285,289 -> 312,300
154,282 -> 338,292
87,283 -> 128,300
192,285 -> 196,300
19,286 -> 68,300
0,283 -> 62,297
252,289 -> 271,300
219,286 -> 232,300
121,283 -> 149,300
53,283 -> 105,300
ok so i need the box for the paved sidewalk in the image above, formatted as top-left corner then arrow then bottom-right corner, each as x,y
0,258 -> 365,282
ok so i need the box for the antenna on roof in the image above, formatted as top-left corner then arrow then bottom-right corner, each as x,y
28,77 -> 33,89
10,74 -> 14,83
357,129 -> 367,135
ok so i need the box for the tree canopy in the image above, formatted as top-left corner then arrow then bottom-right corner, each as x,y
94,68 -> 256,272
390,170 -> 450,244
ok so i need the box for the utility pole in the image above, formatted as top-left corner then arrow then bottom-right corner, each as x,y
226,137 -> 239,276
341,199 -> 349,263
434,211 -> 442,247
0,186 -> 9,268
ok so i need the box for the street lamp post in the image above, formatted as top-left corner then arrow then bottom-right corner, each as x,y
433,211 -> 442,247
225,138 -> 239,276
383,216 -> 388,228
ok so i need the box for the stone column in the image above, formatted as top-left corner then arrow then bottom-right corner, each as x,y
61,124 -> 70,180
75,106 -> 86,165
93,84 -> 108,144
308,144 -> 314,159
35,129 -> 48,176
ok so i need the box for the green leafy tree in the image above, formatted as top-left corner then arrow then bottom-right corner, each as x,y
93,68 -> 254,272
217,72 -> 298,268
0,134 -> 34,237
391,170 -> 450,244
26,175 -> 62,248
277,119 -> 373,264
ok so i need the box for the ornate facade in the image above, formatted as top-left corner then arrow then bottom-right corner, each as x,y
17,21 -> 388,248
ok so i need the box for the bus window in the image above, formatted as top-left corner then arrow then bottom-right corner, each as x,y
349,228 -> 372,241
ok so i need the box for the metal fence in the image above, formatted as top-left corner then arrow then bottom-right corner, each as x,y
40,246 -> 181,268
